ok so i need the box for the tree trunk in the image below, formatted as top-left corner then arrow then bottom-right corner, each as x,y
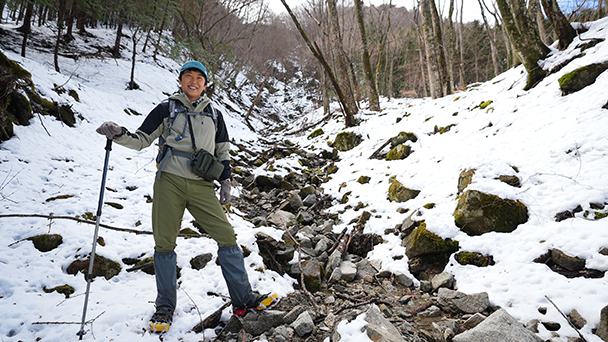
458,0 -> 466,88
446,0 -> 456,93
54,0 -> 66,73
128,28 -> 140,90
529,0 -> 549,44
496,0 -> 549,89
0,1 -> 5,22
354,0 -> 380,111
112,19 -> 123,58
540,0 -> 576,50
18,0 -> 33,57
478,0 -> 500,76
419,0 -> 442,98
598,0 -> 605,20
326,0 -> 359,115
429,0 -> 450,95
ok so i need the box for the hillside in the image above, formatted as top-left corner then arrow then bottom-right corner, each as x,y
1,13 -> 608,342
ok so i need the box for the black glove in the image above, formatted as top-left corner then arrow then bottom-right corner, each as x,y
219,179 -> 231,205
96,121 -> 123,140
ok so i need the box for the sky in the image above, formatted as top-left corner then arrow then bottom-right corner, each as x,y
1,10 -> 608,342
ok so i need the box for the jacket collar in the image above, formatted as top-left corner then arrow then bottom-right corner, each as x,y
169,92 -> 211,112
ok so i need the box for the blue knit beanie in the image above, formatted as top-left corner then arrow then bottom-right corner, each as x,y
179,61 -> 208,80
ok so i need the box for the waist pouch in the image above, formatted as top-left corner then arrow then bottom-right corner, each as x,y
190,149 -> 224,182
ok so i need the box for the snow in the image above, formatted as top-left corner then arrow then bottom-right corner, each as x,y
1,12 -> 608,342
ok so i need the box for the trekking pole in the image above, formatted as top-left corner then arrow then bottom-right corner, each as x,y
77,139 -> 112,340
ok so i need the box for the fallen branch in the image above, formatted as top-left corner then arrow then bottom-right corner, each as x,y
545,295 -> 588,342
1,213 -> 205,238
369,139 -> 391,159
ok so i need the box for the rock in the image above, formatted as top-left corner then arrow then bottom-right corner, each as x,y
599,246 -> 608,256
291,311 -> 314,337
497,175 -> 521,188
286,192 -> 304,212
453,309 -> 544,342
362,304 -> 408,342
386,144 -> 411,160
558,62 -> 608,95
325,249 -> 342,279
541,321 -> 561,331
272,325 -> 295,342
314,239 -> 328,256
334,131 -> 362,152
568,309 -> 587,329
419,305 -> 442,317
420,280 -> 433,293
463,313 -> 487,329
455,251 -> 495,267
339,261 -> 357,282
437,288 -> 490,315
66,254 -> 122,280
256,232 -> 295,275
283,305 -> 307,324
224,310 -> 285,335
303,194 -> 317,207
296,211 -> 315,225
457,169 -> 476,194
355,259 -> 378,281
595,304 -> 608,342
551,249 -> 585,271
390,131 -> 418,147
388,180 -> 420,203
404,222 -> 459,279
190,253 -> 213,270
394,271 -> 414,287
431,272 -> 455,291
28,234 -> 63,252
268,210 -> 297,227
453,190 -> 528,236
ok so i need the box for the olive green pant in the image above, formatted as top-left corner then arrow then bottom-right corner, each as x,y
152,172 -> 236,252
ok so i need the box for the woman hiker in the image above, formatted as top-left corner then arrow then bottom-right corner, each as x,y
96,61 -> 277,332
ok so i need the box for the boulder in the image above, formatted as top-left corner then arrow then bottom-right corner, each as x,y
66,254 -> 122,280
437,288 -> 490,315
190,253 -> 213,270
28,234 -> 63,252
454,190 -> 528,236
457,169 -> 476,194
268,210 -> 297,227
224,310 -> 285,335
453,309 -> 543,342
386,144 -> 411,160
388,180 -> 420,203
291,311 -> 314,337
361,304 -> 408,342
596,304 -> 608,342
558,62 -> 608,95
339,261 -> 357,282
403,222 -> 459,279
334,131 -> 362,152
431,272 -> 455,291
390,132 -> 418,147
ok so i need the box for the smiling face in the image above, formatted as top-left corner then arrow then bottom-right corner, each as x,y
178,69 -> 207,101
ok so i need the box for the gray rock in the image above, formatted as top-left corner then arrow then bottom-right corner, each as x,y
288,192 -> 304,211
394,271 -> 414,287
437,288 -> 490,314
297,211 -> 315,225
362,304 -> 407,342
224,310 -> 285,335
355,259 -> 378,281
303,194 -> 317,207
526,319 -> 540,333
541,321 -> 561,331
272,326 -> 295,342
314,238 -> 328,256
431,272 -> 455,291
339,261 -> 357,282
420,280 -> 432,293
291,311 -> 314,337
568,309 -> 587,329
596,304 -> 608,342
325,249 -> 342,279
599,246 -> 608,256
463,313 -> 487,329
283,305 -> 307,324
267,210 -> 296,227
453,309 -> 543,342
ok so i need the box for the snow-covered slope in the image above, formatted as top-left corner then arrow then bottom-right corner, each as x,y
1,14 -> 608,342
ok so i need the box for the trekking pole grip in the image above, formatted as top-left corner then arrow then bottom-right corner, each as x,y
105,138 -> 113,151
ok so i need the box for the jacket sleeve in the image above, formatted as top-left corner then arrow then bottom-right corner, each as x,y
113,102 -> 169,151
213,107 -> 232,181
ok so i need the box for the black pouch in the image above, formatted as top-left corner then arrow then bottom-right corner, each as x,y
190,149 -> 224,181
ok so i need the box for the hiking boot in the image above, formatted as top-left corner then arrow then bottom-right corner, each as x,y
233,293 -> 279,317
150,307 -> 174,333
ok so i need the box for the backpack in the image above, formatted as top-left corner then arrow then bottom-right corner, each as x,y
155,99 -> 219,179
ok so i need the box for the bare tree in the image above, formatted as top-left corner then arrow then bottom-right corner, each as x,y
354,0 -> 380,111
419,0 -> 443,98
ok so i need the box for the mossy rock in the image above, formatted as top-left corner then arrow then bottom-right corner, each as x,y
479,100 -> 493,109
66,254 -> 122,280
403,222 -> 459,279
454,190 -> 528,236
388,180 -> 420,203
404,222 -> 459,259
455,252 -> 495,267
190,253 -> 213,270
43,284 -> 75,298
390,131 -> 418,148
326,164 -> 339,174
68,89 -> 80,102
558,62 -> 608,95
28,234 -> 63,252
357,176 -> 371,184
457,169 -> 476,194
334,132 -> 362,152
386,144 -> 411,161
307,128 -> 324,139
45,194 -> 75,202
179,228 -> 200,236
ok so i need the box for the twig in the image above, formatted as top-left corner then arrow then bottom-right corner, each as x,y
281,221 -> 319,310
0,213 -> 206,238
182,288 -> 203,322
32,311 -> 105,325
369,138 -> 391,159
545,295 -> 588,342
37,113 -> 52,137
